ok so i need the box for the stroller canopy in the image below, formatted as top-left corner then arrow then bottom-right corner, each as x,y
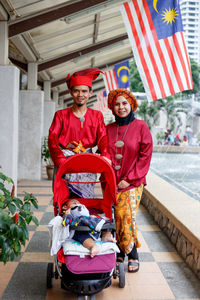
53,153 -> 117,220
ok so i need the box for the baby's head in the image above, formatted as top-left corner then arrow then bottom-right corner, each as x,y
61,199 -> 89,217
62,199 -> 80,212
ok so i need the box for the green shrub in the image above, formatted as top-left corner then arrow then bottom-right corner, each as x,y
0,169 -> 39,264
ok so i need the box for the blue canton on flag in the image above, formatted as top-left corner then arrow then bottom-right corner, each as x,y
147,0 -> 183,40
120,0 -> 193,101
114,61 -> 130,89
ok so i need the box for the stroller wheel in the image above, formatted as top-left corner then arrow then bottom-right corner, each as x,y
47,262 -> 54,288
118,263 -> 125,288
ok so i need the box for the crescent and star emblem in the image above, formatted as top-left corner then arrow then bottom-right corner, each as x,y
153,0 -> 179,13
117,66 -> 130,77
153,0 -> 179,24
117,66 -> 130,83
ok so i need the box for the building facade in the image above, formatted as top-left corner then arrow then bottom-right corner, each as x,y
180,0 -> 200,65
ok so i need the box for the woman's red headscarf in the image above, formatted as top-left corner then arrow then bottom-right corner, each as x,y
108,89 -> 138,112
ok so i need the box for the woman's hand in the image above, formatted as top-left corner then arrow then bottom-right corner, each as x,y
118,180 -> 130,190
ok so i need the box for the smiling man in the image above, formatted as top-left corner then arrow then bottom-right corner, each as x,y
48,68 -> 111,198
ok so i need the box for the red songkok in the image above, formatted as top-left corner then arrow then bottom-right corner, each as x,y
66,68 -> 103,89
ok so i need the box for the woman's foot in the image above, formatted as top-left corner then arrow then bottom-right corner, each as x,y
128,259 -> 139,273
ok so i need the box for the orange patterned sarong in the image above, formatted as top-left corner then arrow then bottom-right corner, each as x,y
115,184 -> 144,254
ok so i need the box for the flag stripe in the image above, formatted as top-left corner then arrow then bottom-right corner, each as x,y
159,38 -> 180,92
110,69 -> 118,90
97,91 -> 108,111
164,37 -> 184,91
142,0 -> 175,95
104,69 -> 119,94
133,0 -> 166,99
112,69 -> 118,89
123,2 -> 156,100
104,71 -> 111,92
180,31 -> 193,89
173,34 -> 190,89
121,0 -> 193,101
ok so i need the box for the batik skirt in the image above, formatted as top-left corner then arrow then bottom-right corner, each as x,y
115,184 -> 144,254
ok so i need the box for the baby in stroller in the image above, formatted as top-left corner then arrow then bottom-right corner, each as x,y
47,153 -> 125,297
49,198 -> 116,258
62,199 -> 116,256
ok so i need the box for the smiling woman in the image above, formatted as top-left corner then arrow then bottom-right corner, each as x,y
106,88 -> 153,272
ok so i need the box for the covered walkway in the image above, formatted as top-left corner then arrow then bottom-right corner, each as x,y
0,174 -> 200,300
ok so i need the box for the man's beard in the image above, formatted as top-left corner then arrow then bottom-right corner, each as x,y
77,103 -> 84,107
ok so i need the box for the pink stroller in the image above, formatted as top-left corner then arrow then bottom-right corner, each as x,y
47,153 -> 125,299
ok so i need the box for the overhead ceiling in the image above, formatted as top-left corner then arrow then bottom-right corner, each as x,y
1,0 -> 134,106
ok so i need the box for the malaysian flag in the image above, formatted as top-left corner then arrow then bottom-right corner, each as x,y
121,0 -> 193,101
97,91 -> 108,111
104,60 -> 130,94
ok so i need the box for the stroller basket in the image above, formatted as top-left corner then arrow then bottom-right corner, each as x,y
61,264 -> 111,296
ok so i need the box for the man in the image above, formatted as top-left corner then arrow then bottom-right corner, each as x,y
48,68 -> 110,197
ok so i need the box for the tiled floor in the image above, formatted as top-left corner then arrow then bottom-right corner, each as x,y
1,174 -> 200,300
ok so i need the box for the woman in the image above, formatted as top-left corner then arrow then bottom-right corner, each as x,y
106,89 -> 153,273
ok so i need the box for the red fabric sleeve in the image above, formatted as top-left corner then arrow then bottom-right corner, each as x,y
127,123 -> 153,185
48,111 -> 66,167
97,113 -> 111,159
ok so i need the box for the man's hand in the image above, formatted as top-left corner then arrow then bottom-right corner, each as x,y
118,180 -> 130,190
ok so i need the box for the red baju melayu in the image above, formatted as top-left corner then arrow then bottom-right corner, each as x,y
48,107 -> 110,167
107,119 -> 153,253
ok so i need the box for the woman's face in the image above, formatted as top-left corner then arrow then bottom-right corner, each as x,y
113,95 -> 131,118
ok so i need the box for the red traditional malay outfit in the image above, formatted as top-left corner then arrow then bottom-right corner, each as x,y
48,107 -> 109,167
107,89 -> 153,271
48,68 -> 110,199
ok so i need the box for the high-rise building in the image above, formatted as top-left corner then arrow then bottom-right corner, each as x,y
180,0 -> 200,65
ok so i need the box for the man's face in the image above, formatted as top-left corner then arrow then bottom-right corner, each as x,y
70,85 -> 93,107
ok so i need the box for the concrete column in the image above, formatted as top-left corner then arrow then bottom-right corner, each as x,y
43,81 -> 55,137
0,66 -> 20,186
27,63 -> 38,90
18,91 -> 44,180
0,21 -> 8,65
53,90 -> 58,104
18,63 -> 44,180
43,101 -> 56,137
44,81 -> 51,101
54,91 -> 61,111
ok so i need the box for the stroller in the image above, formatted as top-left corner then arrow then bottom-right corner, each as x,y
47,153 -> 125,299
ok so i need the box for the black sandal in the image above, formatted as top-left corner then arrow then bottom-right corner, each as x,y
128,260 -> 139,273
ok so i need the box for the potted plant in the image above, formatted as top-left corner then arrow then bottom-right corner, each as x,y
41,136 -> 54,180
0,168 -> 39,263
